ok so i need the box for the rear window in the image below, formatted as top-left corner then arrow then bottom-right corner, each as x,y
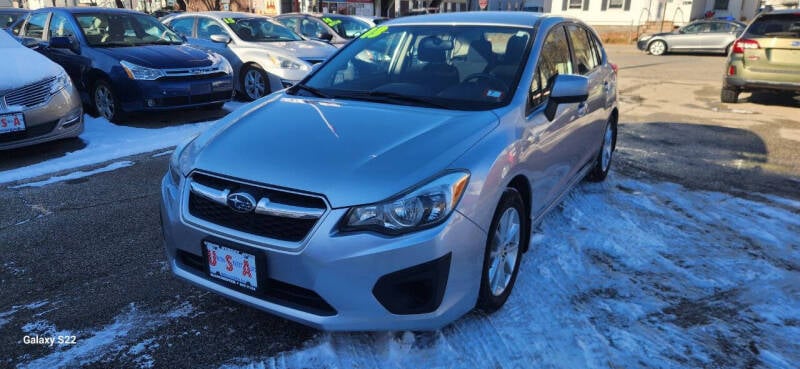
747,13 -> 800,38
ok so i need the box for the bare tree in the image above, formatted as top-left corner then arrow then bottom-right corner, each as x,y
200,0 -> 221,10
175,0 -> 187,10
114,0 -> 125,8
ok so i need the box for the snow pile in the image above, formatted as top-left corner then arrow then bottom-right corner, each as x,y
11,161 -> 134,188
222,176 -> 799,369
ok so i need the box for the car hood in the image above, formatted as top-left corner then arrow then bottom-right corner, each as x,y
0,34 -> 63,93
191,94 -> 498,207
240,40 -> 336,60
95,44 -> 214,68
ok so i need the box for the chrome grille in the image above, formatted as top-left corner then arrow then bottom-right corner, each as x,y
186,173 -> 328,243
3,77 -> 55,109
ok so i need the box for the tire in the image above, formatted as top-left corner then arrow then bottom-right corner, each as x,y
92,80 -> 125,122
586,119 -> 616,182
477,188 -> 527,313
648,40 -> 667,56
240,64 -> 270,101
721,87 -> 739,103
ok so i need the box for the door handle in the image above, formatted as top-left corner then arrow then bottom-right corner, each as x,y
603,81 -> 611,93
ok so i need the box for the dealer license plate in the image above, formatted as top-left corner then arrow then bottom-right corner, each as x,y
205,241 -> 258,290
0,113 -> 26,134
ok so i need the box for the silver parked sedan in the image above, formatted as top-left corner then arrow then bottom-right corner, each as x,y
165,12 -> 337,100
161,11 -> 619,331
1,32 -> 83,150
637,19 -> 745,56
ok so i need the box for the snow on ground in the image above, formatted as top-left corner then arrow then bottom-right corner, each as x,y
0,101 -> 245,185
220,176 -> 799,369
18,302 -> 196,369
11,161 -> 134,188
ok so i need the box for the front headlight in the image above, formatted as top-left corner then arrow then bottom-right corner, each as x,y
638,34 -> 653,41
120,60 -> 164,80
50,70 -> 72,94
210,53 -> 233,74
342,172 -> 470,235
267,54 -> 308,70
168,134 -> 199,185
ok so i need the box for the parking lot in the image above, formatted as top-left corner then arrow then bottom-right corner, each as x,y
1,45 -> 799,369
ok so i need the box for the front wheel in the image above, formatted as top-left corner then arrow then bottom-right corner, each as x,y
586,119 -> 616,182
477,188 -> 527,313
240,65 -> 270,101
92,80 -> 124,122
648,40 -> 667,56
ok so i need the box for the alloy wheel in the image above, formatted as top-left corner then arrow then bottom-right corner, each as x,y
94,84 -> 114,120
601,123 -> 614,172
244,69 -> 266,100
488,207 -> 521,296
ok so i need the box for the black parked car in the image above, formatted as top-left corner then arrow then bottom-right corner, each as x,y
18,7 -> 234,122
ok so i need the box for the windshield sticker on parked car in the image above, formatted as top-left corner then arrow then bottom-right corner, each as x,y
485,89 -> 503,99
321,17 -> 342,27
222,18 -> 236,24
361,26 -> 388,39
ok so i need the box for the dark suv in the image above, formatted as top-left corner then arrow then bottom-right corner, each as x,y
721,10 -> 800,103
19,8 -> 234,121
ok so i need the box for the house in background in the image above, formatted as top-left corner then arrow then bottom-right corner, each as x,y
547,0 -> 760,41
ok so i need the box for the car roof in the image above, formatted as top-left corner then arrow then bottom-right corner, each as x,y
36,7 -> 146,15
387,11 -> 549,28
0,8 -> 28,13
761,9 -> 800,15
194,11 -> 270,19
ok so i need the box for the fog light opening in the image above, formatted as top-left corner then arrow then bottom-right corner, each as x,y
146,98 -> 157,107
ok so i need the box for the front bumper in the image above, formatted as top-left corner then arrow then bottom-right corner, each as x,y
160,173 -> 487,331
115,75 -> 234,112
636,39 -> 649,51
0,86 -> 83,150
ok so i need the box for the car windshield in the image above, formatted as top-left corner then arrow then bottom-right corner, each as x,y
75,12 -> 183,47
227,17 -> 303,42
1,12 -> 24,28
321,15 -> 371,38
748,13 -> 800,38
296,25 -> 532,111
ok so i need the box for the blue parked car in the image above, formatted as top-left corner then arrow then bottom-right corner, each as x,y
18,8 -> 234,122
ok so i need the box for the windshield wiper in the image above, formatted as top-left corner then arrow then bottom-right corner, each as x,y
288,83 -> 330,98
358,90 -> 450,109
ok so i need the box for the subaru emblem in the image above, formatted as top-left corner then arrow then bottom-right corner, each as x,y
226,192 -> 256,213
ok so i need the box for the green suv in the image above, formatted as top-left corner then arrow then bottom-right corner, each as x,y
721,10 -> 800,103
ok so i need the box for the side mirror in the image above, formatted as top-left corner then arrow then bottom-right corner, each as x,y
544,74 -> 589,121
210,34 -> 231,44
49,36 -> 78,53
20,36 -> 39,49
317,32 -> 334,42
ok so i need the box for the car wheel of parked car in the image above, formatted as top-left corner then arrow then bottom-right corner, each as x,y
477,188 -> 526,313
721,87 -> 739,103
93,80 -> 123,122
586,119 -> 616,182
648,40 -> 667,56
242,65 -> 269,101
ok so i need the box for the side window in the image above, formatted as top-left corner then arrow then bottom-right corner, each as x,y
277,17 -> 297,30
300,18 -> 324,38
588,31 -> 604,67
48,13 -> 78,39
169,17 -> 194,38
710,22 -> 732,33
197,18 -> 228,40
566,25 -> 598,75
530,26 -> 573,110
23,13 -> 48,40
682,23 -> 702,34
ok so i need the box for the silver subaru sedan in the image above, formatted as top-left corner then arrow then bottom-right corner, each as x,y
161,11 -> 619,331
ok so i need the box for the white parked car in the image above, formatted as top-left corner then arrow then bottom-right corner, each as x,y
165,12 -> 338,100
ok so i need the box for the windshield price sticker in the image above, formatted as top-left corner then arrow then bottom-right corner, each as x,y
361,26 -> 388,39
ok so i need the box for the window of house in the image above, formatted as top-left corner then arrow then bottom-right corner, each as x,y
714,0 -> 729,10
569,0 -> 583,9
609,0 -> 624,8
530,26 -> 573,110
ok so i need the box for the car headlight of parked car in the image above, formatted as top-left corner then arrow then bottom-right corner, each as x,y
210,53 -> 233,75
342,172 -> 470,235
50,70 -> 72,94
121,60 -> 165,80
638,34 -> 653,42
267,54 -> 308,70
168,134 -> 200,185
